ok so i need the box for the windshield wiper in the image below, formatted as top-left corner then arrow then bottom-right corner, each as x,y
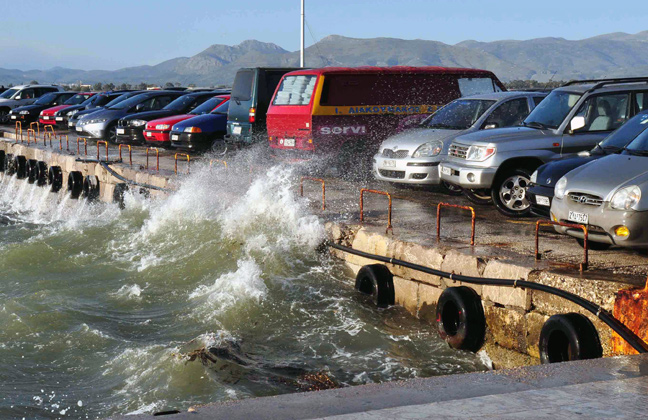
524,121 -> 550,130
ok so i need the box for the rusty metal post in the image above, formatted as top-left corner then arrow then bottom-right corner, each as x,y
535,220 -> 588,272
29,122 -> 39,139
44,124 -> 56,140
26,129 -> 35,145
119,144 -> 132,165
359,188 -> 393,233
175,153 -> 190,174
146,147 -> 159,171
77,137 -> 87,156
96,140 -> 108,161
15,121 -> 22,142
209,159 -> 228,169
299,177 -> 326,210
436,203 -> 476,246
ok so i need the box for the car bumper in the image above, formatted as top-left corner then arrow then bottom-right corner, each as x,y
439,161 -> 497,189
39,117 -> 57,125
115,127 -> 145,144
527,184 -> 554,218
372,154 -> 441,184
143,130 -> 171,146
170,132 -> 215,151
551,198 -> 648,247
10,114 -> 36,123
226,122 -> 254,144
76,122 -> 107,138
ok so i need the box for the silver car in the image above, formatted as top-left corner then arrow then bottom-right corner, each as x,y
551,127 -> 648,249
373,91 -> 546,190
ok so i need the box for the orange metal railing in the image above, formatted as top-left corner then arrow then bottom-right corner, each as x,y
300,177 -> 326,210
535,220 -> 589,272
26,128 -> 36,145
29,122 -> 40,139
209,159 -> 228,169
175,153 -> 190,174
15,121 -> 22,142
59,135 -> 69,151
44,124 -> 56,140
119,144 -> 132,166
96,140 -> 109,161
146,147 -> 159,171
359,188 -> 393,233
436,203 -> 476,246
77,137 -> 87,156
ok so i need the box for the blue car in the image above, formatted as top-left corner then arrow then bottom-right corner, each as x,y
170,95 -> 230,151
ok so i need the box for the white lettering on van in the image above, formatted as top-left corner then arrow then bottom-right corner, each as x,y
319,126 -> 366,135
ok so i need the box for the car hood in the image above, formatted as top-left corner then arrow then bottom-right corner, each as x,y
453,126 -> 552,146
564,154 -> 648,202
535,155 -> 600,187
58,105 -> 84,115
379,127 -> 464,154
146,114 -> 193,129
172,113 -> 227,132
42,105 -> 70,115
81,108 -> 126,121
75,108 -> 103,118
121,110 -> 173,122
12,104 -> 42,113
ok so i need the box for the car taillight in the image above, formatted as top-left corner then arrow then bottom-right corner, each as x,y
249,107 -> 256,123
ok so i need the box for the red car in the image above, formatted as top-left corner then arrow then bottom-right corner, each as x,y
143,95 -> 230,147
39,92 -> 96,126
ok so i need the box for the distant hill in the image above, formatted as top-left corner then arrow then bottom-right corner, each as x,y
2,31 -> 648,86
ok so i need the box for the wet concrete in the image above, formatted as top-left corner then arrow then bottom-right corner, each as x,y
110,353 -> 648,419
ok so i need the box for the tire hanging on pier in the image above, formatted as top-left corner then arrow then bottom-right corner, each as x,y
113,183 -> 129,209
67,171 -> 83,199
35,161 -> 48,186
14,155 -> 27,179
82,175 -> 100,201
355,264 -> 395,308
436,286 -> 486,352
48,166 -> 63,193
5,154 -> 15,175
0,150 -> 5,172
26,159 -> 38,184
539,313 -> 602,364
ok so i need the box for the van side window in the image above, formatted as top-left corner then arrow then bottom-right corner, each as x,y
573,93 -> 630,132
634,92 -> 648,112
20,89 -> 35,99
458,78 -> 498,96
273,76 -> 317,105
483,98 -> 529,128
232,70 -> 254,101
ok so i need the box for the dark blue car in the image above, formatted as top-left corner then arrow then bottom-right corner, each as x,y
527,110 -> 648,217
170,95 -> 230,151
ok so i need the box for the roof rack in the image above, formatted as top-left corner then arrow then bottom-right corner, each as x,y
563,77 -> 648,88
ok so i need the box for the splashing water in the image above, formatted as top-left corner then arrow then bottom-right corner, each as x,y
0,150 -> 488,419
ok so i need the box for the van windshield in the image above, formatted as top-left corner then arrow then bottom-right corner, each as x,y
232,70 -> 254,102
0,88 -> 18,99
65,94 -> 91,105
421,99 -> 496,130
272,75 -> 317,105
523,91 -> 581,129
597,112 -> 648,153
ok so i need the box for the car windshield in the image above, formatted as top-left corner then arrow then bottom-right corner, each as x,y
108,94 -> 148,110
596,112 -> 648,153
34,93 -> 59,105
523,90 -> 581,129
211,100 -> 229,114
191,97 -> 226,115
421,99 -> 496,130
163,95 -> 197,111
81,95 -> 97,106
64,94 -> 90,105
0,88 -> 18,99
623,119 -> 648,154
104,92 -> 141,108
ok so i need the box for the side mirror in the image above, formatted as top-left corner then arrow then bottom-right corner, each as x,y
570,116 -> 586,133
484,123 -> 499,130
135,103 -> 145,112
14,96 -> 21,100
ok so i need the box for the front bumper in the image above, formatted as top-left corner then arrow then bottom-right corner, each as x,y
226,122 -> 255,144
39,116 -> 57,125
115,127 -> 145,144
143,130 -> 171,146
76,122 -> 107,138
373,154 -> 441,184
550,197 -> 648,247
10,114 -> 37,123
527,184 -> 554,218
170,132 -> 214,151
439,161 -> 497,189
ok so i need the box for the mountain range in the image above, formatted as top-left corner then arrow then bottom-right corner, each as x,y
2,31 -> 648,86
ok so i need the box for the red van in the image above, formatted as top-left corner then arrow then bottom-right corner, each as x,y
267,66 -> 505,159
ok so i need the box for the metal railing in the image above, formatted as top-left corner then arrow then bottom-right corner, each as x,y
29,122 -> 39,138
175,153 -> 190,174
146,147 -> 159,171
26,128 -> 36,145
436,203 -> 476,246
535,220 -> 589,272
14,121 -> 22,142
300,177 -> 326,210
119,144 -> 132,166
209,159 -> 228,169
59,135 -> 69,151
44,124 -> 56,140
96,140 -> 109,161
359,188 -> 393,233
77,137 -> 87,156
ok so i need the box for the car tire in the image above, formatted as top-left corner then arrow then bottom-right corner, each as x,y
106,124 -> 118,143
440,181 -> 463,196
0,108 -> 9,124
463,188 -> 492,205
575,238 -> 611,251
491,168 -> 533,217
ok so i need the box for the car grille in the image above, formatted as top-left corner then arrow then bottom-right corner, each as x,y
379,169 -> 406,179
449,144 -> 469,159
382,149 -> 409,158
568,192 -> 603,207
118,120 -> 127,127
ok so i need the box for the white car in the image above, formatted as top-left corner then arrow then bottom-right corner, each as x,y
0,84 -> 65,123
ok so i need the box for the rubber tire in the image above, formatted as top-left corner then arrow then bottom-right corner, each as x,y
491,167 -> 533,217
26,159 -> 38,184
82,175 -> 100,201
14,155 -> 27,179
106,123 -> 118,144
5,154 -> 15,175
463,188 -> 492,205
0,108 -> 9,124
0,150 -> 5,172
48,166 -> 63,192
113,183 -> 129,209
440,181 -> 463,196
355,264 -> 395,308
35,161 -> 48,186
539,313 -> 602,364
576,238 -> 611,251
436,286 -> 486,352
67,171 -> 83,199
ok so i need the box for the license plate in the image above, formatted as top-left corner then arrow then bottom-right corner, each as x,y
116,128 -> 125,134
43,116 -> 50,120
536,195 -> 551,206
232,126 -> 242,135
568,211 -> 588,224
171,134 -> 179,140
10,115 -> 16,120
76,126 -> 82,132
56,117 -> 63,121
383,159 -> 396,168
441,166 -> 452,176
283,138 -> 296,147
146,131 -> 152,137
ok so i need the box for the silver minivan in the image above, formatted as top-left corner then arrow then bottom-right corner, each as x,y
0,84 -> 65,123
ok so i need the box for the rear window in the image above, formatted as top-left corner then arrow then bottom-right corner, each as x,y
232,70 -> 254,102
457,78 -> 499,96
272,75 -> 317,105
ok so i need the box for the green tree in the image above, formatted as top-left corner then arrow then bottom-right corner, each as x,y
164,82 -> 174,89
188,83 -> 196,88
174,82 -> 181,87
93,82 -> 103,91
104,83 -> 115,91
138,82 -> 147,90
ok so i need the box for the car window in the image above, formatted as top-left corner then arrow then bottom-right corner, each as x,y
153,95 -> 175,109
634,92 -> 648,113
457,78 -> 499,96
483,98 -> 529,128
211,100 -> 230,114
573,93 -> 630,132
136,97 -> 157,111
232,70 -> 254,101
19,89 -> 35,99
421,99 -> 496,130
533,96 -> 545,106
524,90 -> 581,129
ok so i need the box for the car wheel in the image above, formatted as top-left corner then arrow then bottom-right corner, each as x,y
575,238 -> 611,251
0,109 -> 9,124
463,188 -> 492,205
440,181 -> 463,196
106,124 -> 117,143
491,168 -> 532,217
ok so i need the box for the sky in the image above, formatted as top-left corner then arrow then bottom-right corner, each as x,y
1,0 -> 647,71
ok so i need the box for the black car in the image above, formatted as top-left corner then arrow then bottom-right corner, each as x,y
67,91 -> 144,130
55,90 -> 134,126
115,90 -> 229,145
9,91 -> 76,124
527,109 -> 648,218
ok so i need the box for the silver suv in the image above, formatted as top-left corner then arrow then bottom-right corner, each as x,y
440,77 -> 648,216
0,84 -> 65,123
373,91 -> 547,191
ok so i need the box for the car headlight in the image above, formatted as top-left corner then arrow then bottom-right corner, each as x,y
530,170 -> 538,184
610,185 -> 641,211
466,145 -> 496,161
67,109 -> 78,116
413,141 -> 443,158
19,110 -> 30,115
554,176 -> 567,200
155,124 -> 170,130
130,119 -> 147,127
184,127 -> 202,133
88,118 -> 108,124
